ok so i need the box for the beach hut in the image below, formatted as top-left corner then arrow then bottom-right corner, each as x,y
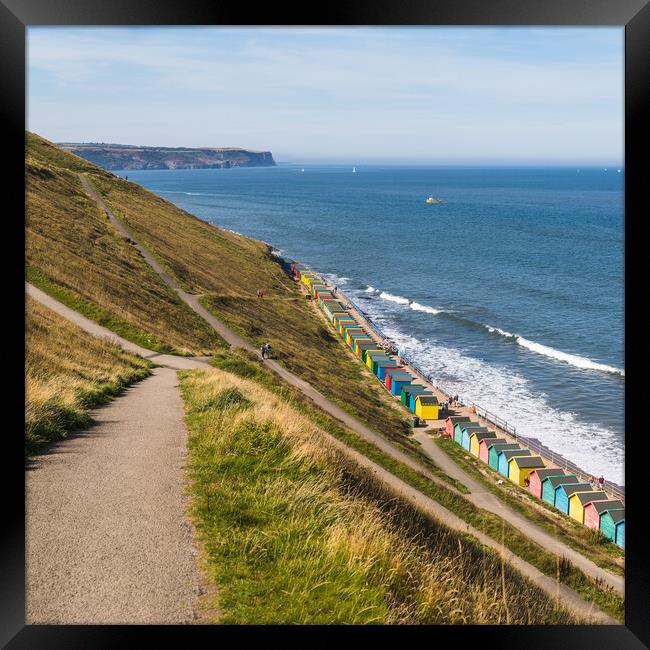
568,491 -> 611,524
376,360 -> 399,381
583,500 -> 624,530
371,355 -> 392,375
541,474 -> 578,506
554,483 -> 593,515
345,328 -> 365,345
454,422 -> 483,446
385,367 -> 405,391
507,455 -> 545,486
479,438 -> 506,464
366,350 -> 387,369
445,416 -> 470,439
415,395 -> 440,420
462,425 -> 489,451
338,320 -> 357,336
390,374 -> 414,396
469,430 -> 497,457
488,442 -> 520,470
600,510 -> 625,548
354,340 -> 374,356
497,448 -> 532,478
409,389 -> 433,412
528,468 -> 567,499
400,384 -> 426,406
360,345 -> 383,362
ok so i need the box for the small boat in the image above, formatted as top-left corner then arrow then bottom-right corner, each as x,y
352,167 -> 356,173
301,168 -> 305,172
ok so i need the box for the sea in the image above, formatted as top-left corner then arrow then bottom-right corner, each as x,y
120,164 -> 625,485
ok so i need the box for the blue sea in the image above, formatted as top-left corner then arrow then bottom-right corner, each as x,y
121,164 -> 625,484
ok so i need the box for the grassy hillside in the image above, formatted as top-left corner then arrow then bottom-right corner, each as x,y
180,367 -> 577,624
26,132 -> 225,355
26,131 -> 414,456
26,297 -> 152,455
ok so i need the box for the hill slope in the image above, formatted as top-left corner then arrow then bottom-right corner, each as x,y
26,132 -> 415,458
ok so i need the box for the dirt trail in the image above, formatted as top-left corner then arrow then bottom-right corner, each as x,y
26,368 -> 200,624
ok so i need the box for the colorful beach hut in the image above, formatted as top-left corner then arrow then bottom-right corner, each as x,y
554,483 -> 593,515
415,395 -> 440,420
600,509 -> 625,548
528,468 -> 567,499
568,491 -> 611,524
376,360 -> 399,381
409,389 -> 433,412
479,437 -> 506,464
583,500 -> 624,531
385,367 -> 406,391
541,474 -> 578,506
445,416 -> 470,438
454,422 -> 484,446
469,430 -> 497,457
390,373 -> 414,396
371,356 -> 392,376
497,448 -> 532,478
366,350 -> 388,369
462,425 -> 489,451
401,385 -> 428,407
507,455 -> 545,486
488,442 -> 520,470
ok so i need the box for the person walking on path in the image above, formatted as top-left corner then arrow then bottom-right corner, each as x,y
598,475 -> 605,490
260,344 -> 267,359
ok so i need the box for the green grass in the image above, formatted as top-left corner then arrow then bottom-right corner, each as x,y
180,367 -> 576,624
208,348 -> 624,622
26,297 -> 152,455
434,436 -> 625,573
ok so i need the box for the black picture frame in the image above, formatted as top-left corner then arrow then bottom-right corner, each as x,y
2,1 -> 647,646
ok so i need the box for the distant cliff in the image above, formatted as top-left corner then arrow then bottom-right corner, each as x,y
56,142 -> 276,170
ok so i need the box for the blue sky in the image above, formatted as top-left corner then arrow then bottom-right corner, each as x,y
27,27 -> 624,164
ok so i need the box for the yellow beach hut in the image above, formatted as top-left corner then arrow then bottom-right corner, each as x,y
507,455 -> 546,486
568,491 -> 611,524
415,395 -> 439,420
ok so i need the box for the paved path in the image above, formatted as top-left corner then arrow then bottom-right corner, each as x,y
26,368 -> 200,624
38,173 -> 619,622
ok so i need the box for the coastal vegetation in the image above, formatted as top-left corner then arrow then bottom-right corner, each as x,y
180,367 -> 577,624
25,297 -> 152,455
26,132 -> 225,355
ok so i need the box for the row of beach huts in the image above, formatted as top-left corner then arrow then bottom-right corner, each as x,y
280,258 -> 625,549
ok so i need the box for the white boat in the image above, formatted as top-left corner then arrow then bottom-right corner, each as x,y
352,167 -> 356,173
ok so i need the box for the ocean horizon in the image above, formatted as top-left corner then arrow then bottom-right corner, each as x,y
120,163 -> 625,485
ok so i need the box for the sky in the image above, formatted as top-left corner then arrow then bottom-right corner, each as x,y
27,27 -> 624,165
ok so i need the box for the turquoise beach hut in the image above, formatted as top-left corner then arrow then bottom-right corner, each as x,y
554,482 -> 593,514
376,360 -> 399,381
497,448 -> 532,477
487,442 -> 520,470
600,510 -> 625,548
541,474 -> 578,506
454,422 -> 484,446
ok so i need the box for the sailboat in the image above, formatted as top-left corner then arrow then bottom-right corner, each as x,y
352,167 -> 356,173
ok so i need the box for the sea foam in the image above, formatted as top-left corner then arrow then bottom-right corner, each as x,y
379,291 -> 410,305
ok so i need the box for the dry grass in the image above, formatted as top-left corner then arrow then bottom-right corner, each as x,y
26,132 -> 225,355
25,296 -> 152,454
181,367 -> 576,624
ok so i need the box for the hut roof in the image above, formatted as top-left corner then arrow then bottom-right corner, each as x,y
488,441 -> 519,451
481,437 -> 506,447
470,430 -> 497,441
607,510 -> 625,524
377,360 -> 399,367
499,449 -> 531,460
531,468 -> 567,481
460,423 -> 486,431
447,416 -> 471,424
543,475 -> 578,488
416,395 -> 439,405
590,500 -> 624,514
559,483 -> 593,496
508,455 -> 545,469
571,491 -> 610,506
462,425 -> 488,434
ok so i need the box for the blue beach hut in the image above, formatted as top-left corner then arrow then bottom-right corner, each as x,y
497,448 -> 532,477
553,483 -> 593,515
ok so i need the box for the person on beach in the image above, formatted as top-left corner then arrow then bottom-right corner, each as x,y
598,475 -> 605,490
333,286 -> 337,295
